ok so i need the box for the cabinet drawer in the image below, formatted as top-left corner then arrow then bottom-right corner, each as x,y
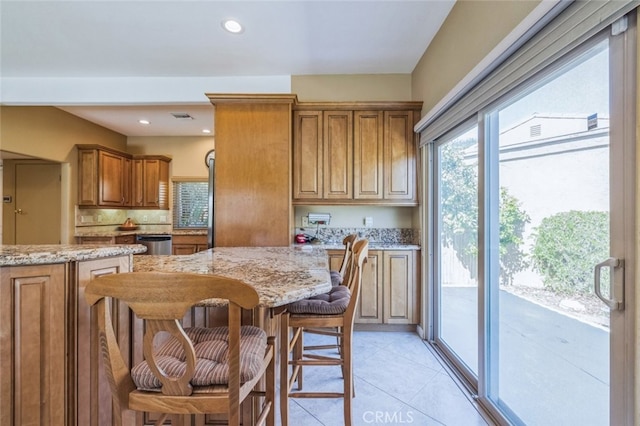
115,235 -> 136,244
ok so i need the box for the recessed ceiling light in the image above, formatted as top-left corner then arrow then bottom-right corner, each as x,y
222,19 -> 243,34
138,119 -> 150,125
202,129 -> 212,134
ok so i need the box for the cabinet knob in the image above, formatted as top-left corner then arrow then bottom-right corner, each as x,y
14,208 -> 23,214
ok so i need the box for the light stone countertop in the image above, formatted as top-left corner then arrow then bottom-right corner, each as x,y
0,244 -> 147,266
298,242 -> 420,250
133,246 -> 332,308
74,227 -> 207,237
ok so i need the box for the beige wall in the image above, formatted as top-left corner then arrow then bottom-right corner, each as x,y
0,106 -> 127,161
0,106 -> 127,243
127,136 -> 214,179
411,0 -> 541,115
292,74 -> 412,102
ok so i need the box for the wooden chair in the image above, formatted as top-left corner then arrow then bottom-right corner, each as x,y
84,272 -> 275,426
280,239 -> 369,426
306,233 -> 358,354
332,234 -> 358,286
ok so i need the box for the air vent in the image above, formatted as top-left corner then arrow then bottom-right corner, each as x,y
530,124 -> 541,137
170,112 -> 194,120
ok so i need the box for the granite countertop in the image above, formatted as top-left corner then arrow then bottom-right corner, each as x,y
133,246 -> 332,308
75,227 -> 206,237
0,244 -> 147,266
299,242 -> 420,250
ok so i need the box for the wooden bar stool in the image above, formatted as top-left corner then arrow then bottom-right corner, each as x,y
280,239 -> 369,426
85,272 -> 276,426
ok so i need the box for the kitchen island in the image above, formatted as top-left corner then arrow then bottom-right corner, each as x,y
1,244 -> 331,426
133,245 -> 332,307
0,244 -> 145,426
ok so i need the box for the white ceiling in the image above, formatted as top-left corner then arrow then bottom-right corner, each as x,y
0,0 -> 455,137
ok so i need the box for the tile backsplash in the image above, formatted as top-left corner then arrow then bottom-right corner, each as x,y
75,208 -> 171,227
295,227 -> 419,245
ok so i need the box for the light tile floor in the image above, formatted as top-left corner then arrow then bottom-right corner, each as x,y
277,330 -> 490,426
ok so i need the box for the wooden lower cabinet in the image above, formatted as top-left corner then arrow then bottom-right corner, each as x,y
171,234 -> 208,255
0,264 -> 67,426
76,235 -> 136,245
357,250 -> 384,324
70,255 -> 132,426
328,249 -> 419,325
383,250 -> 418,324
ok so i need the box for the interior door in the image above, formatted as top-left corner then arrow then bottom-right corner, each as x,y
15,163 -> 61,244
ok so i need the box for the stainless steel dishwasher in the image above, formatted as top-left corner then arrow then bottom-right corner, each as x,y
136,235 -> 172,255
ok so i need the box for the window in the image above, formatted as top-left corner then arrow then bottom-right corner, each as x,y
172,180 -> 208,228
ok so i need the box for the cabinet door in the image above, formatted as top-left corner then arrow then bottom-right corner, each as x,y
132,159 -> 144,207
356,251 -> 383,324
383,111 -> 416,201
214,101 -> 292,247
99,150 -> 126,206
122,157 -> 132,206
78,149 -> 99,206
0,264 -> 66,426
158,159 -> 169,209
354,111 -> 384,200
327,249 -> 345,275
323,111 -> 353,199
383,250 -> 417,324
143,159 -> 160,207
293,111 -> 323,200
73,256 -> 131,426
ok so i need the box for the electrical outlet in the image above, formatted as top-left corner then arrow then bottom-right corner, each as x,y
364,216 -> 373,227
302,217 -> 309,227
97,215 -> 103,223
143,215 -> 148,222
160,215 -> 167,223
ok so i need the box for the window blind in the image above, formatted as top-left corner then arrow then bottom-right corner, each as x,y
172,181 -> 208,228
417,0 -> 638,146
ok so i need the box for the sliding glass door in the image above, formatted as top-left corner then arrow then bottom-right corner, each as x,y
431,22 -> 635,425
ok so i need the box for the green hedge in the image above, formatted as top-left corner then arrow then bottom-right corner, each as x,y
531,210 -> 609,295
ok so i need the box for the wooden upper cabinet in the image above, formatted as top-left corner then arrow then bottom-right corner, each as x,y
293,111 -> 323,199
133,157 -> 170,209
122,156 -> 132,206
78,146 -> 130,208
354,111 -> 384,200
77,145 -> 170,209
384,110 -> 416,201
323,111 -> 353,199
292,102 -> 421,205
99,150 -> 128,206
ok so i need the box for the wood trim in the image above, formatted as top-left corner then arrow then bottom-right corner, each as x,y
294,101 -> 423,111
206,93 -> 298,104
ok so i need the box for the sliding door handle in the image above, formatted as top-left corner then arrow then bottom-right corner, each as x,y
594,257 -> 624,311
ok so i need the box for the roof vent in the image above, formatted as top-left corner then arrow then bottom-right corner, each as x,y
171,112 -> 194,120
530,124 -> 541,137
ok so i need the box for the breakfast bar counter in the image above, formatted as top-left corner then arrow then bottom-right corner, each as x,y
133,245 -> 332,308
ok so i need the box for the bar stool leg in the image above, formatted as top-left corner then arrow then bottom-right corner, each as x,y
279,312 -> 290,426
